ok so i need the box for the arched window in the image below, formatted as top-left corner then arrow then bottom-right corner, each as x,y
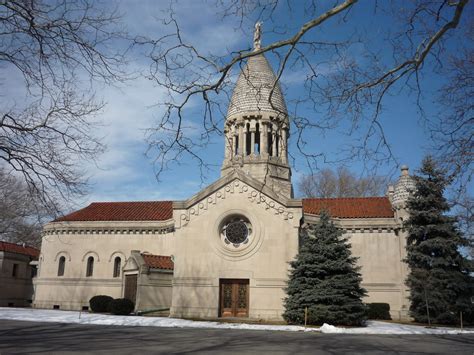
255,123 -> 260,154
113,257 -> 121,278
234,134 -> 239,155
86,256 -> 94,277
57,256 -> 66,276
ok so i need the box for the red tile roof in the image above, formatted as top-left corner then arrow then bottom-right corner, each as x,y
303,197 -> 394,219
54,201 -> 173,222
142,254 -> 174,270
0,241 -> 40,258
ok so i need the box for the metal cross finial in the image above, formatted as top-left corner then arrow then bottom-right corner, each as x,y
253,21 -> 262,51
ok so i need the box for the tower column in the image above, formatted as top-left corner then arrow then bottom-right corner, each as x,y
238,124 -> 244,155
272,129 -> 277,157
243,128 -> 248,155
224,130 -> 231,160
261,122 -> 268,158
281,128 -> 288,163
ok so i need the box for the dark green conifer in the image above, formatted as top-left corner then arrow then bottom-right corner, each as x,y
405,156 -> 473,324
283,211 -> 367,326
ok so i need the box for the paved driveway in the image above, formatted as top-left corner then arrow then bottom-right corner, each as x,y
0,319 -> 473,354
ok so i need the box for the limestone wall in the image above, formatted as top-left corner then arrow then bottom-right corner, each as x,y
348,229 -> 409,320
0,252 -> 35,307
171,178 -> 302,320
136,271 -> 173,311
34,220 -> 174,310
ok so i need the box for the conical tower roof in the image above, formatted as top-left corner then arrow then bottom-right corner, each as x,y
226,54 -> 287,119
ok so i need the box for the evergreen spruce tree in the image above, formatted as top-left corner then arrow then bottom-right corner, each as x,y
283,211 -> 367,326
405,156 -> 473,325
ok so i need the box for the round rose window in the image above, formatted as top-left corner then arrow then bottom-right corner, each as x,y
221,216 -> 252,247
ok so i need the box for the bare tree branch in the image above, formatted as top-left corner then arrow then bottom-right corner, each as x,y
139,0 -> 471,206
0,0 -> 128,210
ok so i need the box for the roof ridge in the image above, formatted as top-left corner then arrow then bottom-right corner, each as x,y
53,201 -> 173,222
0,241 -> 40,258
141,253 -> 172,258
302,197 -> 394,219
90,200 -> 173,204
0,240 -> 38,249
141,253 -> 174,270
303,196 -> 387,200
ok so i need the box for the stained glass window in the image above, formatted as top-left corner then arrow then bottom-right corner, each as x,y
221,216 -> 252,247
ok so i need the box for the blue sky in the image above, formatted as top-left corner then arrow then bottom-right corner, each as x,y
16,0 -> 467,208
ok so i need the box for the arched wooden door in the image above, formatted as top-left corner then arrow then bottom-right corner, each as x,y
219,279 -> 249,317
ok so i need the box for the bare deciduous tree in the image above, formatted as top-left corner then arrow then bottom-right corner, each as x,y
298,167 -> 387,198
0,0 -> 127,210
137,0 -> 471,195
0,168 -> 55,247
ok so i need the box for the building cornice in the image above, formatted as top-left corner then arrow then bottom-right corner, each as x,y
43,220 -> 175,236
303,213 -> 402,233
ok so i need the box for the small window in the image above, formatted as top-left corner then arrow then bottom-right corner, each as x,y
12,264 -> 18,278
57,256 -> 66,277
31,267 -> 37,278
86,256 -> 94,277
113,257 -> 121,278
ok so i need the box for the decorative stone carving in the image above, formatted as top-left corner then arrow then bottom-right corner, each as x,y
177,179 -> 294,228
254,21 -> 262,50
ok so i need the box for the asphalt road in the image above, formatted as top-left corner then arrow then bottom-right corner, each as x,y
0,319 -> 473,354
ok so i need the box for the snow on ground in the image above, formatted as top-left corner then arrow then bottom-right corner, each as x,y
319,322 -> 473,335
0,307 -> 472,335
0,307 -> 314,332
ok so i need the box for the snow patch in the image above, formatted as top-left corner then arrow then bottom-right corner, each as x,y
0,307 -> 314,332
0,308 -> 472,334
320,321 -> 473,335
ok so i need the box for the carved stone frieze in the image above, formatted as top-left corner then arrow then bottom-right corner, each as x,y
177,179 -> 295,228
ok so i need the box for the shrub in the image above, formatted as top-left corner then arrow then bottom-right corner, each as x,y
367,303 -> 391,320
89,295 -> 113,313
109,298 -> 135,315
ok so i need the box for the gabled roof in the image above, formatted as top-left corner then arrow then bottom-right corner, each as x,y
174,170 -> 301,210
54,201 -> 173,222
303,197 -> 394,219
0,241 -> 40,258
141,253 -> 174,270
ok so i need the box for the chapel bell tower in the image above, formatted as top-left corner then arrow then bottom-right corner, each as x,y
221,23 -> 292,198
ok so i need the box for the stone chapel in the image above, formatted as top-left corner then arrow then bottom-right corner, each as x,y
33,27 -> 415,321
